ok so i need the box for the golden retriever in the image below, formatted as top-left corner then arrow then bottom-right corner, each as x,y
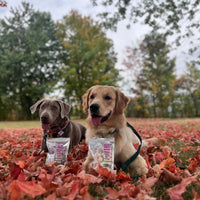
82,85 -> 166,176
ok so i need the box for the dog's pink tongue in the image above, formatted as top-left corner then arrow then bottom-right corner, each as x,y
92,117 -> 102,126
42,123 -> 50,130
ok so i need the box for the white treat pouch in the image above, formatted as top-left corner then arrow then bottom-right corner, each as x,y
89,137 -> 115,171
46,138 -> 70,164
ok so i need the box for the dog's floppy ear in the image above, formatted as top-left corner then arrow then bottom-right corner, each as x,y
82,87 -> 92,112
57,100 -> 71,118
30,99 -> 45,114
115,88 -> 130,114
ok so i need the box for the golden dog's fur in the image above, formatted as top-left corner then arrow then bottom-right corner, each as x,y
82,85 -> 166,176
83,85 -> 146,176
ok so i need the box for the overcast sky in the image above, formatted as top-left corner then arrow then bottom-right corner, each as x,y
0,0 -> 198,94
0,0 -> 151,68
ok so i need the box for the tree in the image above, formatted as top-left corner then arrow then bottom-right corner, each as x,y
57,11 -> 120,116
92,0 -> 200,70
123,31 -> 176,117
181,62 -> 200,117
0,2 -> 65,120
91,0 -> 200,38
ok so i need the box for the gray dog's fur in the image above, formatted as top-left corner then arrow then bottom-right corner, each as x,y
30,99 -> 86,152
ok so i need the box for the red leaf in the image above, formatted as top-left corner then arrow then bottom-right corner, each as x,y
180,146 -> 193,152
116,170 -> 132,182
0,184 -> 7,200
65,180 -> 81,200
106,187 -> 119,200
9,180 -> 46,200
159,168 -> 182,184
192,189 -> 200,199
56,182 -> 73,197
167,176 -> 197,200
119,182 -> 140,198
65,163 -> 81,175
17,171 -> 26,181
9,163 -> 22,180
44,192 -> 56,200
97,164 -> 116,179
155,152 -> 165,162
77,170 -> 102,184
144,177 -> 158,188
80,186 -> 89,195
188,160 -> 198,173
81,191 -> 94,200
38,169 -> 58,192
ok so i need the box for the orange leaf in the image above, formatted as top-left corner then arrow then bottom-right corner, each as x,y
80,186 -> 88,195
17,161 -> 25,169
116,170 -> 132,182
159,156 -> 175,169
9,180 -> 46,200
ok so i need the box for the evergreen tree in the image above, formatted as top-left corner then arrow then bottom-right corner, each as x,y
0,2 -> 65,119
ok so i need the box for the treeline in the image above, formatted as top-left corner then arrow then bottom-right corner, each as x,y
126,63 -> 200,118
0,2 -> 119,120
0,2 -> 200,120
124,32 -> 200,118
93,0 -> 200,118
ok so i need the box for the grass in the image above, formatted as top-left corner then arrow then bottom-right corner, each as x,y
0,119 -> 86,129
1,117 -> 200,129
0,121 -> 41,128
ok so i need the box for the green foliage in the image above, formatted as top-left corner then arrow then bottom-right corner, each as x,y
0,2 -> 65,120
124,31 -> 176,117
173,62 -> 200,117
126,97 -> 150,118
92,0 -> 200,39
57,11 -> 120,116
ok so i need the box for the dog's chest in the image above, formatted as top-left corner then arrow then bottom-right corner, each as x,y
87,127 -> 117,138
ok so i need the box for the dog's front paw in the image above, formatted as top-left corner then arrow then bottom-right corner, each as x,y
83,160 -> 90,172
128,156 -> 148,177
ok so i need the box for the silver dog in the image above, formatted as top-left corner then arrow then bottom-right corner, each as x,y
30,99 -> 86,152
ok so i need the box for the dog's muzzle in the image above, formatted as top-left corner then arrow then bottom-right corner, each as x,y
89,103 -> 111,126
90,103 -> 100,114
41,114 -> 50,129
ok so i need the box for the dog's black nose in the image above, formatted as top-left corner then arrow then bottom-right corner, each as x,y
90,103 -> 99,113
41,115 -> 49,123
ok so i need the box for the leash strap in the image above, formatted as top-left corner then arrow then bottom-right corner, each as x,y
121,122 -> 142,171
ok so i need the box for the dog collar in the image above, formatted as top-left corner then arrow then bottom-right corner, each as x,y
44,118 -> 69,136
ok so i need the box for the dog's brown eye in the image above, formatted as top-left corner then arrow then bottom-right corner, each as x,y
40,104 -> 46,109
90,95 -> 95,99
51,105 -> 58,110
104,95 -> 111,100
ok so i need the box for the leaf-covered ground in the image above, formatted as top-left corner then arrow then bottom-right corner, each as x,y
0,118 -> 200,200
